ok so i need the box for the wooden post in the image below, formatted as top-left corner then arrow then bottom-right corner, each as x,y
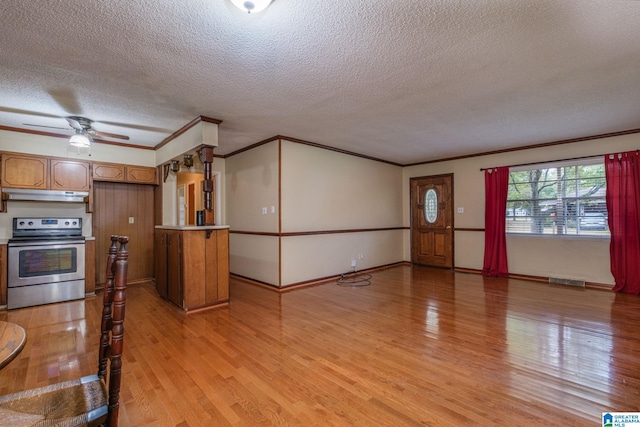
197,145 -> 215,225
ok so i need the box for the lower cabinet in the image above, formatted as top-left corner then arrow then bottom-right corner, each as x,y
154,227 -> 229,311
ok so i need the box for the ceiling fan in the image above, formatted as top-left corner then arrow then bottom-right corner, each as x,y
66,116 -> 129,146
26,116 -> 130,146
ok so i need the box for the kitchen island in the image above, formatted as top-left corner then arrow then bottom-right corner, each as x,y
154,225 -> 229,313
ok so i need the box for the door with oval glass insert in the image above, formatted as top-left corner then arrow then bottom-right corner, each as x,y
410,174 -> 453,268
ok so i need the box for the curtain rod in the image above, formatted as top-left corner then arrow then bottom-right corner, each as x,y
479,153 -> 612,172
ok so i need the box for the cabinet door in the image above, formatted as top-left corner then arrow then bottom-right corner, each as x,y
154,232 -> 168,298
92,162 -> 125,182
126,166 -> 157,185
182,231 -> 207,308
50,159 -> 91,191
1,154 -> 48,189
166,231 -> 182,307
216,229 -> 230,301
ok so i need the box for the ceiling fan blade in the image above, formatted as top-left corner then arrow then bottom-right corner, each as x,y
23,123 -> 68,130
87,129 -> 130,140
0,107 -> 61,119
66,117 -> 84,130
48,88 -> 82,116
98,120 -> 173,134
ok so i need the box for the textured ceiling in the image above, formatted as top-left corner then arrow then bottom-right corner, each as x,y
1,1 -> 640,164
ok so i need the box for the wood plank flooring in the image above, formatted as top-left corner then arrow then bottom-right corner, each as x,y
1,265 -> 639,426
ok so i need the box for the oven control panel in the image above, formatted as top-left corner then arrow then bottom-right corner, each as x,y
13,217 -> 82,232
13,218 -> 82,238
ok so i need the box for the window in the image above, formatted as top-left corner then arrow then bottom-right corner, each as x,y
506,159 -> 608,236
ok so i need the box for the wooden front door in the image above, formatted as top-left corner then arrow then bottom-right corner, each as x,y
411,174 -> 454,268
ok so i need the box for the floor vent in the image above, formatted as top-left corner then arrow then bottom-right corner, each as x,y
549,277 -> 586,287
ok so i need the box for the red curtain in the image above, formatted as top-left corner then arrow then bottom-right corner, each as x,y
483,167 -> 509,277
605,151 -> 640,294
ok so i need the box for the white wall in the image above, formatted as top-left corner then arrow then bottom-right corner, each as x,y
404,132 -> 640,285
282,230 -> 403,285
226,141 -> 280,285
224,139 -> 404,287
0,129 -> 155,165
226,141 -> 279,233
280,141 -> 404,286
281,141 -> 403,231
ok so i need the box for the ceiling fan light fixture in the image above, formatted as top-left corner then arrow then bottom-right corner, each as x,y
69,132 -> 92,147
230,0 -> 273,13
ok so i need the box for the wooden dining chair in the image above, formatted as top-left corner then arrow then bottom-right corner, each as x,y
0,235 -> 129,427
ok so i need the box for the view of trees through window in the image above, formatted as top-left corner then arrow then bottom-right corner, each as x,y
506,161 -> 608,236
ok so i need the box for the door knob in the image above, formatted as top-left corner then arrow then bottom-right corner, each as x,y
446,225 -> 451,229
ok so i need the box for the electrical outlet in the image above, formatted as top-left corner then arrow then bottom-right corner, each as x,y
350,259 -> 357,267
358,253 -> 364,260
128,217 -> 134,224
261,207 -> 267,215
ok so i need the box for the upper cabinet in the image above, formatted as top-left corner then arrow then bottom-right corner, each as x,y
50,159 -> 91,191
92,162 -> 125,182
93,162 -> 157,185
126,165 -> 157,184
1,153 -> 49,189
1,153 -> 90,191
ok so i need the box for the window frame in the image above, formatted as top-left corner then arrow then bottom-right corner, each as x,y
505,157 -> 609,238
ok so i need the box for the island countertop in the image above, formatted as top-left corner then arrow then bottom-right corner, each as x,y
155,225 -> 230,230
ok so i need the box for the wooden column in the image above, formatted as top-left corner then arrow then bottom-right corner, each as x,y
197,145 -> 215,225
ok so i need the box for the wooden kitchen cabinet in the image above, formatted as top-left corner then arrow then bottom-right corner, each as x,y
92,162 -> 156,185
50,159 -> 91,191
154,227 -> 229,312
154,230 -> 181,304
154,231 -> 168,299
126,165 -> 157,184
92,162 -> 125,182
1,153 -> 48,189
166,231 -> 182,306
1,153 -> 90,192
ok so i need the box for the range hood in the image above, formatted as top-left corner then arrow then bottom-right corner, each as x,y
2,188 -> 89,203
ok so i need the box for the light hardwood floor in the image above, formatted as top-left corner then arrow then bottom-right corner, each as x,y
1,265 -> 639,426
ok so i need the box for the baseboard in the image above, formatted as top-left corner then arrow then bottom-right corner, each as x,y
232,262 -> 408,293
453,267 -> 613,290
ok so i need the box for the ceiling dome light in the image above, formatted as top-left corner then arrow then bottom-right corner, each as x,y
69,133 -> 92,147
230,0 -> 273,13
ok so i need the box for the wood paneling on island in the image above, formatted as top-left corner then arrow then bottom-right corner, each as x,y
155,226 -> 229,312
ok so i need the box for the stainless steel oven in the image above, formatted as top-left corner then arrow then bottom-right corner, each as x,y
7,217 -> 85,310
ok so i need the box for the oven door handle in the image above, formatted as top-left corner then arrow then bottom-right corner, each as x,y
8,240 -> 86,248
